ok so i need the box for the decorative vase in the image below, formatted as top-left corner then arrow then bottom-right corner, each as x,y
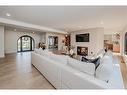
70,49 -> 74,55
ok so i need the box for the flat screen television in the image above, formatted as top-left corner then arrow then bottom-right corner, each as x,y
76,33 -> 89,42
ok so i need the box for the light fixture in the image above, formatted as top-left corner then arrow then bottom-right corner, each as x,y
65,35 -> 68,37
33,32 -> 35,34
6,13 -> 11,17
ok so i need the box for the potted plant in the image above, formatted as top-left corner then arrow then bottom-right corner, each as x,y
38,42 -> 46,50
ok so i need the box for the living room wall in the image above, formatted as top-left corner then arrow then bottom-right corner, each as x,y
4,30 -> 44,54
45,32 -> 65,50
0,26 -> 5,58
71,27 -> 104,55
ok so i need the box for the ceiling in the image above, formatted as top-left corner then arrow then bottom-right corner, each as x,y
4,26 -> 42,34
0,6 -> 127,33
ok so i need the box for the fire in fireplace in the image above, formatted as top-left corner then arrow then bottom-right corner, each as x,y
77,46 -> 88,56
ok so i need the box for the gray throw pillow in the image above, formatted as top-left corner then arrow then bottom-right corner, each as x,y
81,57 -> 100,70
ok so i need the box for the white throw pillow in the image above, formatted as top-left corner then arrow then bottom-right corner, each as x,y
68,57 -> 95,75
96,49 -> 105,58
95,54 -> 114,83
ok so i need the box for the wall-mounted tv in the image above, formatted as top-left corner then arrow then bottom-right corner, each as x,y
76,33 -> 89,42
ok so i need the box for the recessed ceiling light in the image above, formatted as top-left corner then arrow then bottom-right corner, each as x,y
6,13 -> 11,17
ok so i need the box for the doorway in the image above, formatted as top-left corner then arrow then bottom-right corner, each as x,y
48,36 -> 58,50
17,35 -> 35,52
104,33 -> 120,53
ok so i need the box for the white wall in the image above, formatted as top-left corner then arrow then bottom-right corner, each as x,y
120,27 -> 127,65
71,27 -> 104,55
120,28 -> 126,55
0,26 -> 5,58
4,29 -> 63,54
5,30 -> 42,54
45,32 -> 65,50
40,32 -> 46,43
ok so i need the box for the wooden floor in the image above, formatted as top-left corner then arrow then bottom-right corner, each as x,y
0,52 -> 54,89
117,56 -> 127,89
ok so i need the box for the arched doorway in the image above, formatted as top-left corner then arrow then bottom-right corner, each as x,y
17,35 -> 35,52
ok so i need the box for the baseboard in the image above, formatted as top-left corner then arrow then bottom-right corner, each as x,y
0,55 -> 5,58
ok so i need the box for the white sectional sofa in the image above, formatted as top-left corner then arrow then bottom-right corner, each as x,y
31,49 -> 124,89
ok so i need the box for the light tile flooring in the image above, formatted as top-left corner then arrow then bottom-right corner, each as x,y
0,52 -> 55,89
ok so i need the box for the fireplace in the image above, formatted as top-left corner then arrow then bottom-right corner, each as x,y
77,46 -> 88,56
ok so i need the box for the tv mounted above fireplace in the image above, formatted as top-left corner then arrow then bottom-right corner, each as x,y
76,33 -> 89,42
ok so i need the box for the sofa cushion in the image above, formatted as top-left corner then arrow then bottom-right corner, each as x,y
68,57 -> 95,75
90,49 -> 105,59
50,54 -> 69,65
95,54 -> 114,83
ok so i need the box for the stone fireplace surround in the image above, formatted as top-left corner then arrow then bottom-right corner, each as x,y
71,28 -> 104,56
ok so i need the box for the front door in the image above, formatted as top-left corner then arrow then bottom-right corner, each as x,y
18,35 -> 34,52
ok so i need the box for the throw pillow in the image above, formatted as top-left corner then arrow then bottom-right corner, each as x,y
81,57 -> 100,70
